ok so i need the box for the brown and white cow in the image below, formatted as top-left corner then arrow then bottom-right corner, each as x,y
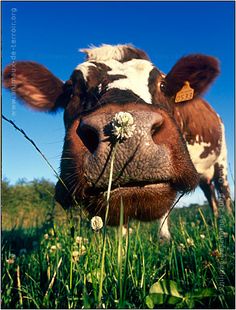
3,44 -> 231,238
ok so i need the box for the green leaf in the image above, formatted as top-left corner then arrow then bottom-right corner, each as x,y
186,288 -> 218,299
185,297 -> 195,308
146,293 -> 182,306
145,295 -> 154,309
149,280 -> 183,298
147,280 -> 183,306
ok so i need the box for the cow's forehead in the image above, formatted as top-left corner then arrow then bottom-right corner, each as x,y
75,59 -> 156,104
72,44 -> 163,105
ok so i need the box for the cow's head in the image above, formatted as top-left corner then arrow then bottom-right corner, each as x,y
3,44 -> 219,225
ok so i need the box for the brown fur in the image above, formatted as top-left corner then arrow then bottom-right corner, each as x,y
174,98 -> 222,157
164,54 -> 220,99
3,62 -> 69,111
122,46 -> 150,62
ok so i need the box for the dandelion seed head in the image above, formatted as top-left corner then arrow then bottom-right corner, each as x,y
91,216 -> 103,231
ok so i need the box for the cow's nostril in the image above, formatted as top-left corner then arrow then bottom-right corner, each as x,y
77,124 -> 99,154
151,114 -> 164,138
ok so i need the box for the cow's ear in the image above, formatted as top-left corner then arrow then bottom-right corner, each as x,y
3,61 -> 71,112
162,55 -> 220,103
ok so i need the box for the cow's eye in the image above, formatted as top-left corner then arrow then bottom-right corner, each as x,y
160,81 -> 167,93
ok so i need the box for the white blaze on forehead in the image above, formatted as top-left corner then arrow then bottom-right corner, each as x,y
80,44 -> 128,62
105,59 -> 154,104
75,58 -> 154,104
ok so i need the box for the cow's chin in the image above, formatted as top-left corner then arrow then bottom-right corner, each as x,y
85,183 -> 177,226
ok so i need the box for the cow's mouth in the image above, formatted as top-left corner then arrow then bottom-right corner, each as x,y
109,181 -> 171,193
84,180 -> 176,225
86,180 -> 172,195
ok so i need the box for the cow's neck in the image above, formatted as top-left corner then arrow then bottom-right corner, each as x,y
174,98 -> 222,158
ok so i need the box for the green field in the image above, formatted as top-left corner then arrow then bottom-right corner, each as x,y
1,179 -> 235,309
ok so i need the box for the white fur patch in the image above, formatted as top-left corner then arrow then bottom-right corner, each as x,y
106,59 -> 153,104
75,62 -> 97,80
80,44 -> 129,62
215,121 -> 228,186
186,142 -> 217,180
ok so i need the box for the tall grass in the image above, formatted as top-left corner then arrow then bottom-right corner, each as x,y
2,204 -> 235,309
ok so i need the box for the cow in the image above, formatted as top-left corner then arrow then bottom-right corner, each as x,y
3,44 -> 232,239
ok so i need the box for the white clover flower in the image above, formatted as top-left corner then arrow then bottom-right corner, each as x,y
78,245 -> 86,256
44,233 -> 49,240
177,243 -> 185,252
122,226 -> 133,237
200,234 -> 205,239
186,238 -> 195,246
56,243 -> 62,250
76,236 -> 89,245
72,245 -> 86,263
91,216 -> 103,231
111,112 -> 136,141
50,245 -> 57,253
72,250 -> 80,262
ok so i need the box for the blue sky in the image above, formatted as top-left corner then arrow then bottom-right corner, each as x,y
2,1 -> 235,206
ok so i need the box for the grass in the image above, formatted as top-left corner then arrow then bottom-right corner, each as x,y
1,204 -> 235,309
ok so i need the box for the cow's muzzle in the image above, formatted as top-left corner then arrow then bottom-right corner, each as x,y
77,109 -> 173,190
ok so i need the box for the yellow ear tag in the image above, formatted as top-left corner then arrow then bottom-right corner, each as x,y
175,81 -> 194,103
